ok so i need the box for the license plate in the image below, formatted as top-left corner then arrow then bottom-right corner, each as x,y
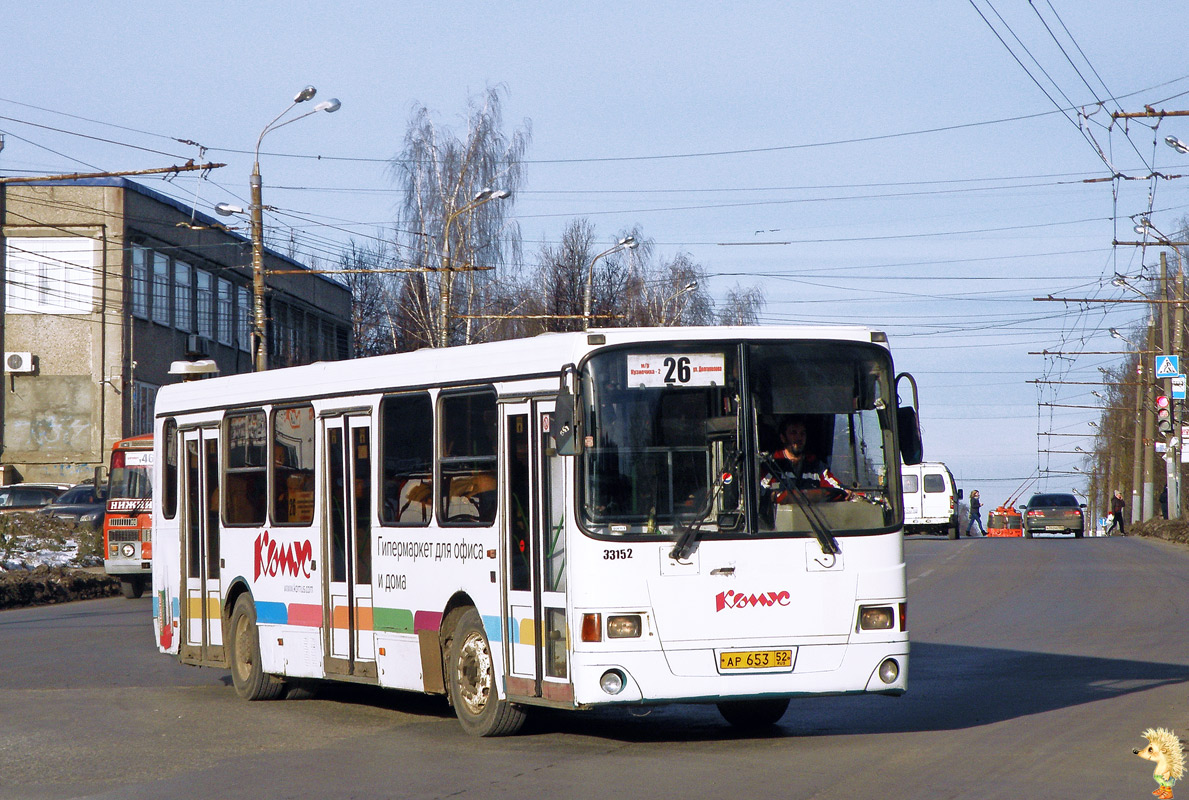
719,649 -> 793,671
1045,525 -> 1063,531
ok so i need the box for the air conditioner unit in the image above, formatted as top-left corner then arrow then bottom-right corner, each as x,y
4,352 -> 34,374
185,335 -> 212,358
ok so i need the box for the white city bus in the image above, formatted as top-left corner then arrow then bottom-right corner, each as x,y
151,326 -> 923,736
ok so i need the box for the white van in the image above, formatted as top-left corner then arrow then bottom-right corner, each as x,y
901,462 -> 962,538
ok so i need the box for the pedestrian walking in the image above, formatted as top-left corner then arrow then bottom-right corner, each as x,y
1160,485 -> 1168,519
1106,490 -> 1126,535
965,489 -> 987,536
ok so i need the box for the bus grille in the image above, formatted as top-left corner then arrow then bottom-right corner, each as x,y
108,518 -> 139,527
108,531 -> 139,543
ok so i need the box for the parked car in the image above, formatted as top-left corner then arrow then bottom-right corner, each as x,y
0,483 -> 72,514
38,483 -> 106,530
1022,493 -> 1085,538
901,462 -> 963,538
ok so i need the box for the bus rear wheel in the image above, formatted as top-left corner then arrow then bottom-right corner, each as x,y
446,608 -> 525,736
228,594 -> 285,701
717,698 -> 790,729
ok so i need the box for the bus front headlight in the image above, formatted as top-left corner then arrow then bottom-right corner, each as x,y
599,669 -> 626,695
607,615 -> 642,638
858,605 -> 895,631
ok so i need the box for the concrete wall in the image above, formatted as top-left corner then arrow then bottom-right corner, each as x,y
1,179 -> 352,485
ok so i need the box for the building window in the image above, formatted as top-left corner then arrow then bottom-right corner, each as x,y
131,246 -> 149,319
152,252 -> 170,325
196,269 -> 214,339
237,286 -> 251,352
132,381 -> 159,436
4,237 -> 95,314
216,278 -> 233,346
174,261 -> 193,333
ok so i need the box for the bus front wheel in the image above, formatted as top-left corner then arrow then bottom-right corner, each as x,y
120,577 -> 145,599
228,595 -> 286,701
717,698 -> 790,729
446,608 -> 526,736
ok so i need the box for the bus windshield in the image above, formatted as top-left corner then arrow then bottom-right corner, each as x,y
579,340 -> 898,538
109,450 -> 154,500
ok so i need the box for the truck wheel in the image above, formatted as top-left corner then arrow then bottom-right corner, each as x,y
227,595 -> 285,701
717,698 -> 790,729
121,577 -> 145,599
446,608 -> 525,736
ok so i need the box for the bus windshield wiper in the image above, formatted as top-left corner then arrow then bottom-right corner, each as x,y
669,449 -> 740,562
759,452 -> 840,556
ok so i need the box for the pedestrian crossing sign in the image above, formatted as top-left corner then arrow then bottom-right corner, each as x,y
1156,355 -> 1180,378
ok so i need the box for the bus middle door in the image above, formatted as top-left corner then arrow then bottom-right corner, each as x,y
503,400 -> 572,704
322,413 -> 376,679
180,426 -> 224,666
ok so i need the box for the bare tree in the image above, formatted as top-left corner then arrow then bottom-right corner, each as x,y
389,87 -> 530,348
717,284 -> 766,325
337,240 -> 399,357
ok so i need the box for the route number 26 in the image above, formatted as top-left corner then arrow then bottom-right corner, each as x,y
663,356 -> 692,384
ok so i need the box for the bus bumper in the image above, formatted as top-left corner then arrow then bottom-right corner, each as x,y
569,641 -> 908,706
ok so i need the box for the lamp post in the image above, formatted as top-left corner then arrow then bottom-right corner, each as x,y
1111,325 -> 1155,521
221,86 -> 340,371
583,236 -> 638,328
660,280 -> 699,325
437,188 -> 511,348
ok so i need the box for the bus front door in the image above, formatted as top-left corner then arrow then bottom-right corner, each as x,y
180,427 -> 224,666
503,400 -> 572,703
322,414 -> 376,679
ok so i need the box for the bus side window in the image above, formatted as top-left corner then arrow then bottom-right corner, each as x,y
271,405 -> 315,525
439,390 -> 497,526
379,393 -> 433,526
224,410 -> 267,525
162,418 -> 178,519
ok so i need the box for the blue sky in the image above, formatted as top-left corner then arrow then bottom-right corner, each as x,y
4,1 -> 1188,506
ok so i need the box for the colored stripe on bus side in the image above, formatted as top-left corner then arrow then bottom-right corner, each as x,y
373,607 -> 415,633
185,595 -> 221,618
255,601 -> 323,627
331,605 -> 375,631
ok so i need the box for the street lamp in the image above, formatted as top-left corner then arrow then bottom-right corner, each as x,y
437,188 -> 511,347
1109,327 -> 1137,348
221,85 -> 340,371
582,236 -> 638,328
1111,275 -> 1147,299
1167,135 -> 1189,156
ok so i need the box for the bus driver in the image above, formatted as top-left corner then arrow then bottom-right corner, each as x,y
760,415 -> 851,511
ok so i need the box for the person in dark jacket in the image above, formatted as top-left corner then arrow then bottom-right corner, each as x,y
965,489 -> 987,536
1107,490 -> 1126,535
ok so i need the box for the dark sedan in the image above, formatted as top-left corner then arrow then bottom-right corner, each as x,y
1023,493 -> 1086,538
38,483 -> 106,530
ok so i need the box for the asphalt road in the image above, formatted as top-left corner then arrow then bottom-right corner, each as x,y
1,535 -> 1187,800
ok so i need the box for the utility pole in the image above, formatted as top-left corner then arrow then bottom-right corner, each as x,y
1175,252 -> 1185,518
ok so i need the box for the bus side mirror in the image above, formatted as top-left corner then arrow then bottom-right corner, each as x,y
957,488 -> 964,500
897,406 -> 924,465
553,391 -> 582,456
93,466 -> 108,500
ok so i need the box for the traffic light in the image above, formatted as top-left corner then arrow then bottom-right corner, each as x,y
1157,395 -> 1173,436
